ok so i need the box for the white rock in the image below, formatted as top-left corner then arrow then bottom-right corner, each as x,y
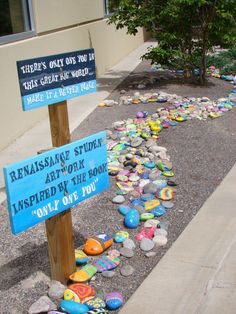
153,235 -> 168,247
48,280 -> 66,299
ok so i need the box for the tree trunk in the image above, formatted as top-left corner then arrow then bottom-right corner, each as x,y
200,30 -> 207,85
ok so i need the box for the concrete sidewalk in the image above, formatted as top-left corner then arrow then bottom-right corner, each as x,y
0,39 -> 156,203
120,161 -> 236,314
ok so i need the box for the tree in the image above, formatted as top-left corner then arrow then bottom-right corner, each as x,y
108,0 -> 236,84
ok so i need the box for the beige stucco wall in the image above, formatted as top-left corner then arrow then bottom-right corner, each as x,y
32,0 -> 105,33
0,18 -> 146,151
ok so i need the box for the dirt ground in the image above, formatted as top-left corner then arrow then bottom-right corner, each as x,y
0,59 -> 235,313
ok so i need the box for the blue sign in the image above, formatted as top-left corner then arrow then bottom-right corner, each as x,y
3,131 -> 109,234
17,49 -> 96,110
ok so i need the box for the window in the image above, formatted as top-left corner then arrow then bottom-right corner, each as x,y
104,0 -> 120,16
0,0 -> 36,44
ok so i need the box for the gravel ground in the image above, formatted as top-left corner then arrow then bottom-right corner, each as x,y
0,59 -> 235,314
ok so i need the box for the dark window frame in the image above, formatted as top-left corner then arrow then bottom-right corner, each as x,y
0,0 -> 36,45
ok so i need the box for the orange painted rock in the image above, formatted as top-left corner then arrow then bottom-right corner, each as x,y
64,283 -> 96,303
83,234 -> 113,255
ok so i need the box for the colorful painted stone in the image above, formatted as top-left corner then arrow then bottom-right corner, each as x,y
158,187 -> 174,200
75,249 -> 89,265
135,226 -> 157,241
152,180 -> 167,191
124,209 -> 140,229
105,292 -> 124,310
144,161 -> 156,168
157,161 -> 171,172
87,310 -> 108,314
69,264 -> 97,282
150,205 -> 166,217
85,297 -> 106,310
83,234 -> 113,255
162,170 -> 174,177
144,199 -> 161,210
141,194 -> 155,201
64,283 -> 96,303
118,205 -> 131,216
114,230 -> 129,243
93,256 -> 120,272
140,213 -> 154,221
60,300 -> 89,314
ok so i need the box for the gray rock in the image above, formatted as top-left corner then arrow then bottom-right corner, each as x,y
145,140 -> 156,148
143,182 -> 159,194
145,251 -> 157,258
123,238 -> 136,250
162,201 -> 174,209
102,271 -> 115,278
131,137 -> 143,148
159,220 -> 170,231
119,247 -> 134,258
140,238 -> 155,252
120,265 -> 134,277
148,173 -> 160,181
48,280 -> 66,299
112,195 -> 125,204
28,296 -> 56,314
154,228 -> 168,237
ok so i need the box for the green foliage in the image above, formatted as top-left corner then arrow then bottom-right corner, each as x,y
206,48 -> 236,74
108,0 -> 236,84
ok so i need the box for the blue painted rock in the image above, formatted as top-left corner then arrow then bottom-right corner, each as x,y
60,300 -> 89,314
141,194 -> 155,201
114,230 -> 129,243
150,205 -> 166,217
87,310 -> 108,314
144,162 -> 156,169
131,199 -> 144,207
118,205 -> 131,216
84,297 -> 106,310
124,209 -> 140,229
105,292 -> 124,310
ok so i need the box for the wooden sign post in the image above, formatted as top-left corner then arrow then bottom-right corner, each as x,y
3,49 -> 104,284
46,100 -> 75,283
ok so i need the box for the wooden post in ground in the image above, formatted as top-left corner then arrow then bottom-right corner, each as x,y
45,100 -> 75,284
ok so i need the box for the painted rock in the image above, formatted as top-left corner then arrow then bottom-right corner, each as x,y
150,205 -> 166,217
105,292 -> 124,310
114,230 -> 129,243
144,199 -> 161,210
84,297 -> 106,310
140,213 -> 154,221
83,234 -> 113,255
64,283 -> 96,303
60,300 -> 89,314
136,111 -> 144,118
152,179 -> 167,189
162,170 -> 174,177
135,226 -> 156,241
144,162 -> 156,169
87,310 -> 108,314
69,264 -> 97,282
124,209 -> 140,229
75,249 -> 89,265
93,256 -> 120,272
157,187 -> 174,200
118,205 -> 131,216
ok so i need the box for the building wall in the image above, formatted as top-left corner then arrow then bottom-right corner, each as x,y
0,1 -> 147,151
